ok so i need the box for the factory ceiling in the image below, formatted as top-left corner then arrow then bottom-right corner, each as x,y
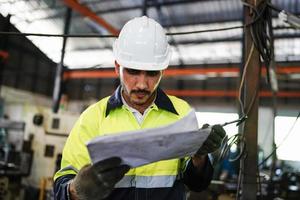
1,0 -> 300,69
0,0 -> 299,104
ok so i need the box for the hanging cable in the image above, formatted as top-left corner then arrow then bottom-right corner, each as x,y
217,2 -> 275,199
0,25 -> 244,38
241,0 -> 275,85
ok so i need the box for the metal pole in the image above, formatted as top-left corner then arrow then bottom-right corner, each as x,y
153,0 -> 186,92
142,0 -> 149,16
52,8 -> 72,113
268,0 -> 277,183
0,15 -> 11,95
237,7 -> 246,199
241,0 -> 263,199
270,92 -> 277,178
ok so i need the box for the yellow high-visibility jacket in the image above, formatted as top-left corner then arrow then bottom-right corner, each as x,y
54,86 -> 213,200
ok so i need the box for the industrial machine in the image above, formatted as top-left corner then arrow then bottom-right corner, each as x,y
0,117 -> 33,199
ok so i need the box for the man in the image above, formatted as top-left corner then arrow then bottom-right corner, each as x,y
54,16 -> 226,200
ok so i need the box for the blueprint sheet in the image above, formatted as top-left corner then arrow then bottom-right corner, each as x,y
87,109 -> 211,167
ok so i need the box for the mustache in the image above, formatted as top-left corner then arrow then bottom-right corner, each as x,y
131,90 -> 151,95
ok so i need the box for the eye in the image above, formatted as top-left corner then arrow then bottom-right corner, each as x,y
125,68 -> 141,75
146,71 -> 161,77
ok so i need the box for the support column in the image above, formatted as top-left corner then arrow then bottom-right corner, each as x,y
52,8 -> 72,113
0,15 -> 11,95
142,0 -> 149,16
241,0 -> 263,199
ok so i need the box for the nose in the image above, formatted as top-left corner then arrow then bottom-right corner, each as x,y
135,72 -> 148,90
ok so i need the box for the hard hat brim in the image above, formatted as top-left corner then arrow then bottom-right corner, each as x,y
113,41 -> 172,71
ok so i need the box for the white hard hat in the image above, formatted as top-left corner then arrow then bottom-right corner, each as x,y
113,16 -> 171,71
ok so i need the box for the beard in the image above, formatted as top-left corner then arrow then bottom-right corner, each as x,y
129,89 -> 152,105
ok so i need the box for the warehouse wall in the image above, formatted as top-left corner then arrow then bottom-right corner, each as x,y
1,86 -> 78,188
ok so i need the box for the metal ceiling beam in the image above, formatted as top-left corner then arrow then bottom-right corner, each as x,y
172,32 -> 300,45
80,0 -> 118,4
69,32 -> 300,51
18,0 -> 117,12
165,90 -> 300,98
63,0 -> 119,35
93,0 -> 211,14
63,66 -> 300,79
34,0 -> 222,22
19,0 -> 300,27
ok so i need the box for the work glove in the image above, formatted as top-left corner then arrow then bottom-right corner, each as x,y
71,157 -> 130,200
196,124 -> 226,156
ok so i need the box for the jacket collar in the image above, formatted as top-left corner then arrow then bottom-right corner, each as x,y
105,86 -> 178,117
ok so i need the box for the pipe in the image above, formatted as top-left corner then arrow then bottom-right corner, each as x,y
165,90 -> 300,98
63,0 -> 119,35
63,66 -> 300,80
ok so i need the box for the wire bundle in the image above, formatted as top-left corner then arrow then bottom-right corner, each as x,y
242,0 -> 275,84
219,1 -> 276,199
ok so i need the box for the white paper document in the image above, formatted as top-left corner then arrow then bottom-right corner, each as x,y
87,110 -> 211,167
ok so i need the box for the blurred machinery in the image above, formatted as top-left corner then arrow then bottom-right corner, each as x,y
0,116 -> 33,199
206,159 -> 300,200
262,165 -> 300,200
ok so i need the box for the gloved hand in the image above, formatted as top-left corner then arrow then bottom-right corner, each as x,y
70,157 -> 130,200
196,124 -> 226,155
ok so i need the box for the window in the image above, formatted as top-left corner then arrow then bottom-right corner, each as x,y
275,116 -> 300,161
196,112 -> 239,138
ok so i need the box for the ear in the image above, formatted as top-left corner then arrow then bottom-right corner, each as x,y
114,60 -> 120,76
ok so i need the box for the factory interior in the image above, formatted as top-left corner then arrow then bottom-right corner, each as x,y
0,0 -> 300,199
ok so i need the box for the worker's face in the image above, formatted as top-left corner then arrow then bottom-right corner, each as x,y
115,63 -> 162,106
